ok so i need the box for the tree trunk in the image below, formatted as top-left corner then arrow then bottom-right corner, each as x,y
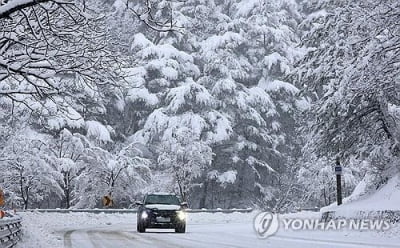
65,188 -> 70,209
177,179 -> 186,202
23,187 -> 29,210
199,180 -> 208,208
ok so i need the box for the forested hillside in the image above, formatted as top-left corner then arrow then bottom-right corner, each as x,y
0,0 -> 398,210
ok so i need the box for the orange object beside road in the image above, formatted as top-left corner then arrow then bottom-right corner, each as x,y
102,195 -> 113,207
0,189 -> 4,207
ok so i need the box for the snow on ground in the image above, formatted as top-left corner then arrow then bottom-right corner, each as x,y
321,174 -> 400,217
17,212 -> 131,248
280,211 -> 400,246
15,210 -> 400,248
16,211 -> 254,248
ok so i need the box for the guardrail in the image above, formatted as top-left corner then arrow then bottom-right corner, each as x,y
0,216 -> 22,248
21,208 -> 253,214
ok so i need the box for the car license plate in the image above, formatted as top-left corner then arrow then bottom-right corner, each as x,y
156,217 -> 170,222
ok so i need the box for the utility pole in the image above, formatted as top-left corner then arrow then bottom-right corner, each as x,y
335,157 -> 343,205
333,108 -> 343,206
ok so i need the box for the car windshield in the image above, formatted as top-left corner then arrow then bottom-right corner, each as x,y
145,194 -> 180,205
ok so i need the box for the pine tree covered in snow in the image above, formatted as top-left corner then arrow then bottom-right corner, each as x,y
94,0 -> 305,209
5,0 -> 388,210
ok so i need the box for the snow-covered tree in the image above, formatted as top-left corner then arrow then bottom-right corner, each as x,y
158,128 -> 213,201
197,28 -> 285,207
73,143 -> 152,208
46,129 -> 91,208
297,0 -> 400,191
0,128 -> 62,209
117,0 -> 306,208
128,37 -> 217,202
0,0 -> 318,210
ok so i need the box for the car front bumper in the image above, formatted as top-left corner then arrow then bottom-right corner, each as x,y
139,210 -> 186,228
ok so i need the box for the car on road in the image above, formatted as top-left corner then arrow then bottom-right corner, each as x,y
136,193 -> 188,233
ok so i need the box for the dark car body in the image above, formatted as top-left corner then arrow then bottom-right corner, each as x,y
136,193 -> 187,233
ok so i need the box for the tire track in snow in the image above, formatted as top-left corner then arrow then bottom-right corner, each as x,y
63,228 -> 188,248
63,230 -> 73,248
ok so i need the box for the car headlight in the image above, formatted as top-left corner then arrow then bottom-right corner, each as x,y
177,211 -> 186,220
141,211 -> 148,219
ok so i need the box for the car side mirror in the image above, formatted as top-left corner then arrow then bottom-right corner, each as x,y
135,201 -> 143,206
180,202 -> 188,208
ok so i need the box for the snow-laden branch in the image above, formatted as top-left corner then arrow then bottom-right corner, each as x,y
0,0 -> 121,109
125,0 -> 182,32
0,0 -> 182,114
0,0 -> 52,18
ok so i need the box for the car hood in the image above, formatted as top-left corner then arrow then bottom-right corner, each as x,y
145,204 -> 181,210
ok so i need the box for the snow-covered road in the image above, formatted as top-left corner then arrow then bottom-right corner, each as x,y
17,212 -> 400,248
61,223 -> 400,248
62,223 -> 400,248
